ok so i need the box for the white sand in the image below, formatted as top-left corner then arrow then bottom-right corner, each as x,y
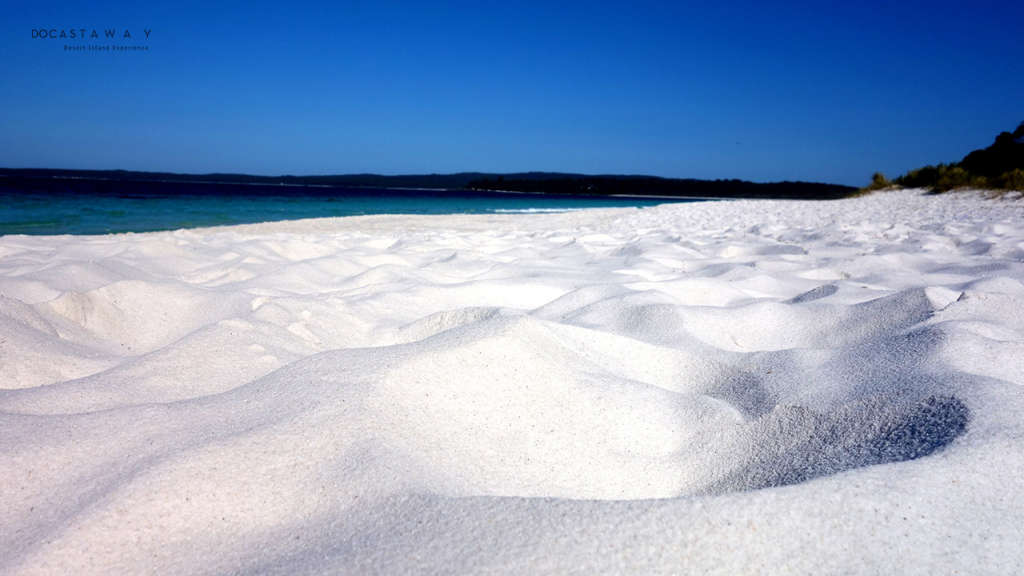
1,189 -> 1023,574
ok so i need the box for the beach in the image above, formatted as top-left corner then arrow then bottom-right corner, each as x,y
1,188 -> 1023,574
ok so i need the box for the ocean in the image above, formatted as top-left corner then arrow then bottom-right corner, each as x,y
0,183 -> 702,235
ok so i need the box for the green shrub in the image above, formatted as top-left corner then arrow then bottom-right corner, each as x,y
934,165 -> 972,191
871,172 -> 891,188
859,172 -> 893,193
1000,169 -> 1024,191
896,165 -> 941,189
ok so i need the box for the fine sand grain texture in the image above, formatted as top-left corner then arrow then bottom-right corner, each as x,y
1,189 -> 1023,574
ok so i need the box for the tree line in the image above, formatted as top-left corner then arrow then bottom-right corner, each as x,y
867,122 -> 1024,193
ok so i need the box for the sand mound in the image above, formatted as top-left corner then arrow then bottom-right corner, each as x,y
1,189 -> 1023,574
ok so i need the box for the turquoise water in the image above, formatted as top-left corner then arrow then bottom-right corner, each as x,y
0,185 -> 701,235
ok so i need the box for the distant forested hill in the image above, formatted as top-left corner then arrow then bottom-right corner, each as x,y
0,168 -> 856,200
0,169 -> 491,190
466,175 -> 855,199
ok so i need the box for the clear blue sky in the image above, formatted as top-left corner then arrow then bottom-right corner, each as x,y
2,0 -> 1021,186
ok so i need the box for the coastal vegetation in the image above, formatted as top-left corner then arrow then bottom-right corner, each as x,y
869,122 -> 1024,193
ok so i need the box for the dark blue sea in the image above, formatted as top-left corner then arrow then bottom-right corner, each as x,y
0,182 -> 702,235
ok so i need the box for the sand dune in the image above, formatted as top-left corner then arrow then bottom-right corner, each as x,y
1,189 -> 1023,574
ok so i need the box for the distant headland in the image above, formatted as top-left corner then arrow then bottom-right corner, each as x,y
0,168 -> 857,200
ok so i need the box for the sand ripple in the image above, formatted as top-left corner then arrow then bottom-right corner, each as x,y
1,190 -> 1023,574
